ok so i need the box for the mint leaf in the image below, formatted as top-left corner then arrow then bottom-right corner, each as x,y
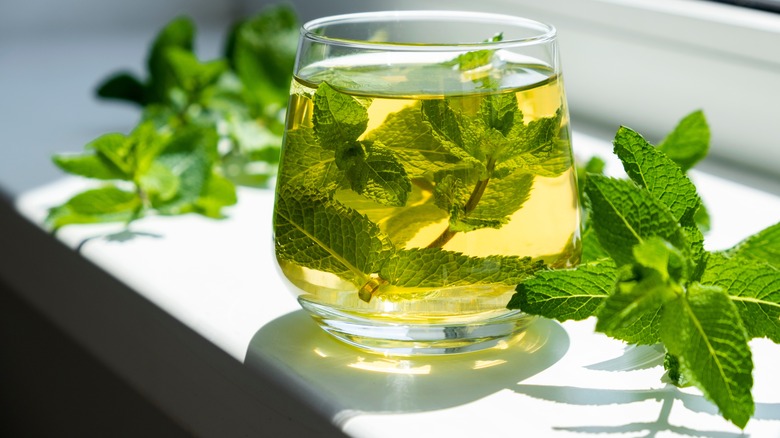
585,175 -> 687,267
147,16 -> 195,105
380,247 -> 543,288
96,72 -> 146,105
420,99 -> 481,165
165,47 -> 227,96
313,82 -> 370,149
613,126 -> 701,226
274,187 -> 394,285
225,4 -> 298,112
46,186 -> 142,230
480,92 -> 518,136
446,33 -> 503,72
87,133 -> 135,177
193,171 -> 237,218
365,105 -> 462,177
138,161 -> 179,203
278,126 -> 342,195
657,110 -> 710,172
450,171 -> 534,231
596,239 -> 682,344
660,284 -> 754,428
701,253 -> 780,342
335,140 -> 411,207
727,221 -> 780,269
508,259 -> 616,321
53,153 -> 128,181
152,127 -> 216,213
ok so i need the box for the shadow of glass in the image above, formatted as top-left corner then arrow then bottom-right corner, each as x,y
245,310 -> 569,420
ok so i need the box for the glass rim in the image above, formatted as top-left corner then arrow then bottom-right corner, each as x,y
301,10 -> 557,51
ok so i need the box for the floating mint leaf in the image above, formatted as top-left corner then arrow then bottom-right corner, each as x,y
46,186 -> 142,230
657,109 -> 710,172
509,259 -> 616,321
313,82 -> 370,149
660,284 -> 754,429
335,140 -> 411,207
274,187 -> 394,284
701,253 -> 780,342
726,221 -> 780,269
613,126 -> 701,227
585,175 -> 687,267
446,33 -> 503,72
380,247 -> 542,288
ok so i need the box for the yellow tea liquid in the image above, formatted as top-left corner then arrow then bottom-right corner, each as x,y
274,55 -> 580,324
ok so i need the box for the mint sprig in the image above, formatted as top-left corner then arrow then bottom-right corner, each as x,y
511,111 -> 779,428
49,5 -> 299,230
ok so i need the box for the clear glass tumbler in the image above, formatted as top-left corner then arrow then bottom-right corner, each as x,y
272,11 -> 580,355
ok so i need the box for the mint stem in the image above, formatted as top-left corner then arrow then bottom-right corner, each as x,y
426,157 -> 496,249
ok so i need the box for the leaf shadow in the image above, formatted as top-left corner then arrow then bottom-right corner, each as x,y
514,377 -> 780,436
75,229 -> 163,252
244,310 -> 570,424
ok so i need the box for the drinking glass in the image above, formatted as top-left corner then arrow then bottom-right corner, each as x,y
273,11 -> 580,355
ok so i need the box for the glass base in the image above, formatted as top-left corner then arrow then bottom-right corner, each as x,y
298,299 -> 536,356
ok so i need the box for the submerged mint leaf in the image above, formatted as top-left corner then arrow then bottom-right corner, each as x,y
660,284 -> 754,429
613,126 -> 701,227
380,247 -> 543,288
335,140 -> 411,207
509,259 -> 616,321
657,110 -> 710,172
278,125 -> 342,194
585,175 -> 687,267
365,104 -> 461,177
450,170 -> 534,231
274,186 -> 394,285
701,253 -> 780,342
313,82 -> 370,149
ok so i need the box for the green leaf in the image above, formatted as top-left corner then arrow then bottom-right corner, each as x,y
53,153 -> 128,180
613,126 -> 701,226
152,127 -> 216,213
701,253 -> 780,342
445,33 -> 503,72
727,221 -> 780,269
147,16 -> 195,104
277,126 -> 342,194
313,82 -> 370,149
480,92 -> 518,136
96,72 -> 146,105
87,133 -> 134,176
451,171 -> 535,231
274,187 -> 394,284
596,239 -> 682,344
585,175 -> 687,267
193,172 -> 237,218
657,110 -> 710,172
380,247 -> 543,288
165,47 -> 227,95
420,99 -> 478,163
580,226 -> 610,263
508,259 -> 617,321
335,140 -> 411,207
46,186 -> 142,229
365,104 -> 462,177
660,284 -> 754,429
138,161 -> 179,202
226,4 -> 298,111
